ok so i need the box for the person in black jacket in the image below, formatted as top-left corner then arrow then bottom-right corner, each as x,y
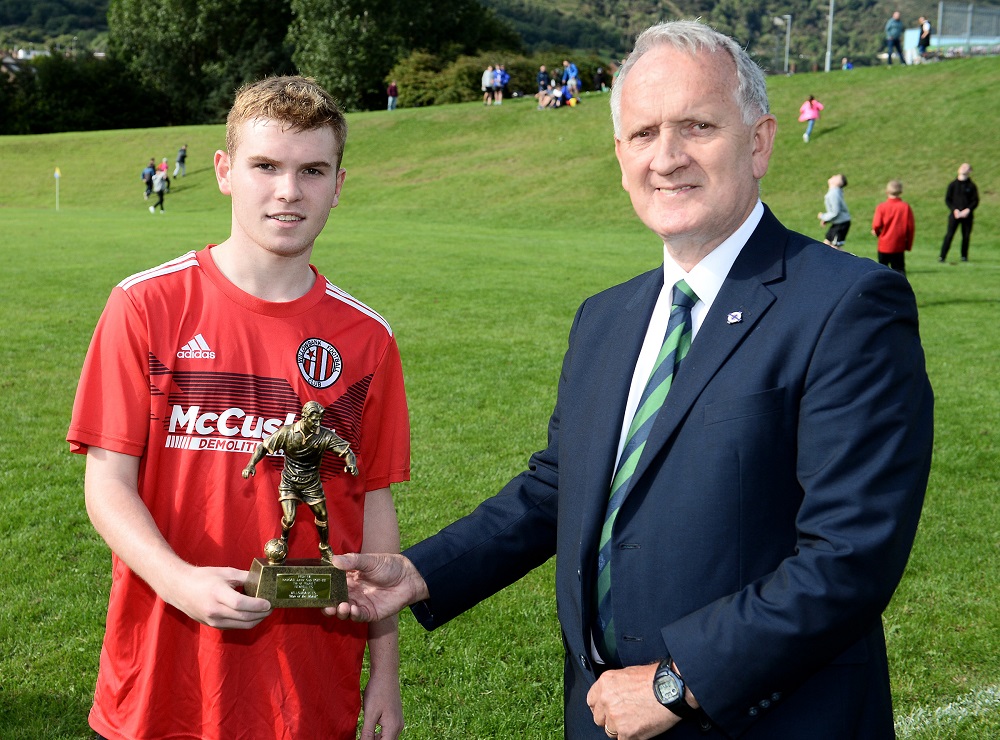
917,17 -> 932,59
939,163 -> 979,262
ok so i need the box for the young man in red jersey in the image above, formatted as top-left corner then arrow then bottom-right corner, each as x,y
68,76 -> 409,740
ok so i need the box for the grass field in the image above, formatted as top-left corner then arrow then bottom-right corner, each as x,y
1,56 -> 998,738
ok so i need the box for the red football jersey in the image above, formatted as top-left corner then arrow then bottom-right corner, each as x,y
68,246 -> 410,740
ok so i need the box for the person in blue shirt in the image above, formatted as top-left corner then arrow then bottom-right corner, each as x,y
562,59 -> 580,96
492,64 -> 505,105
141,158 -> 156,200
560,82 -> 575,108
537,64 -> 550,93
499,65 -> 510,102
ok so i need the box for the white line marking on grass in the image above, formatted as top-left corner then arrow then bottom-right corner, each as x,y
896,685 -> 1000,737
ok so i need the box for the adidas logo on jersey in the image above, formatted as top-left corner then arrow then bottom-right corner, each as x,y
177,333 -> 216,359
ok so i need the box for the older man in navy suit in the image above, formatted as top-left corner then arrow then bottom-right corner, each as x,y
331,20 -> 933,740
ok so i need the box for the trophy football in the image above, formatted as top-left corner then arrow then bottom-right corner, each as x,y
241,400 -> 357,608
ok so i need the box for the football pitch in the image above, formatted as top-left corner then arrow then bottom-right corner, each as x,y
1,57 -> 998,738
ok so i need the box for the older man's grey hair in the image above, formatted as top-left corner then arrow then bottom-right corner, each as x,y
610,20 -> 769,138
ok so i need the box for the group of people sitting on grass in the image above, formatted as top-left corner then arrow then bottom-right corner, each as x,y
534,61 -> 581,110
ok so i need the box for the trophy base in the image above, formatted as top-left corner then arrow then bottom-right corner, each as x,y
245,558 -> 347,608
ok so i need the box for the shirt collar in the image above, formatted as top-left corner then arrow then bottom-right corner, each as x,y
662,200 -> 763,310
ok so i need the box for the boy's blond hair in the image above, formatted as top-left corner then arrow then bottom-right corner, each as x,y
226,76 -> 348,168
886,179 -> 903,197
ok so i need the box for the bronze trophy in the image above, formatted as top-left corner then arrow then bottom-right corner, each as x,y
241,401 -> 358,607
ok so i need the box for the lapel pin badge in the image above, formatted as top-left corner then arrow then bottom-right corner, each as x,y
726,311 -> 743,325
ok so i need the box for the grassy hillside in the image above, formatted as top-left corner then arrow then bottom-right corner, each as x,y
3,57 -> 997,236
1,57 -> 998,738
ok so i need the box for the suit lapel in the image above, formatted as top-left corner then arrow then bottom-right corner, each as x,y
628,208 -> 789,489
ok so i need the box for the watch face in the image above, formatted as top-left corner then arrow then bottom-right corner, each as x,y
654,674 -> 682,704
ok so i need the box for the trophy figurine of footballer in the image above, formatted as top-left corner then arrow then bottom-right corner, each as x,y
241,400 -> 357,607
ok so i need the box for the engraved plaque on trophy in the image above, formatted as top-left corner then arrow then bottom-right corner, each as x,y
241,401 -> 358,608
244,555 -> 348,609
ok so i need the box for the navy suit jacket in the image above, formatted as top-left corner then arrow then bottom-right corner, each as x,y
407,207 -> 933,738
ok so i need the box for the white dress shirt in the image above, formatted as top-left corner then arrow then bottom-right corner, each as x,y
612,201 -> 764,470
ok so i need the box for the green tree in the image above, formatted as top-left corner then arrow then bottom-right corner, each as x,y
0,54 -> 167,134
289,0 -> 400,112
107,0 -> 294,124
290,0 -> 520,111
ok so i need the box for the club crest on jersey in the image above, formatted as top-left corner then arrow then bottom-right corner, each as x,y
296,338 -> 342,389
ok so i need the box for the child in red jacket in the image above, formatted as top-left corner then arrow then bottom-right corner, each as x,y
871,179 -> 915,276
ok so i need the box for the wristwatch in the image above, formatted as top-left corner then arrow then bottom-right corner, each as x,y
652,657 -> 699,721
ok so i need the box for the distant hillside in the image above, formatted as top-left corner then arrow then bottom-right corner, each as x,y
0,0 -> 108,50
5,0 -> 999,68
0,0 -> 107,32
484,0 -> 1000,69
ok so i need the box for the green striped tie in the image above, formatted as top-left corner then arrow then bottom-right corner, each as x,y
594,279 -> 698,664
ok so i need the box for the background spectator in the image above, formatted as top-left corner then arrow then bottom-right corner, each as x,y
872,179 -> 915,276
918,17 -> 932,60
173,145 -> 187,178
141,158 -> 155,200
481,65 -> 494,105
798,95 -> 823,142
885,12 -> 907,65
818,173 -> 851,249
939,163 -> 979,262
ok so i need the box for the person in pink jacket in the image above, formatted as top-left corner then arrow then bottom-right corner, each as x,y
798,95 -> 824,142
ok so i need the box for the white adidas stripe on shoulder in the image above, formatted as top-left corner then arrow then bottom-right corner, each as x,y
118,251 -> 200,292
325,281 -> 393,336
